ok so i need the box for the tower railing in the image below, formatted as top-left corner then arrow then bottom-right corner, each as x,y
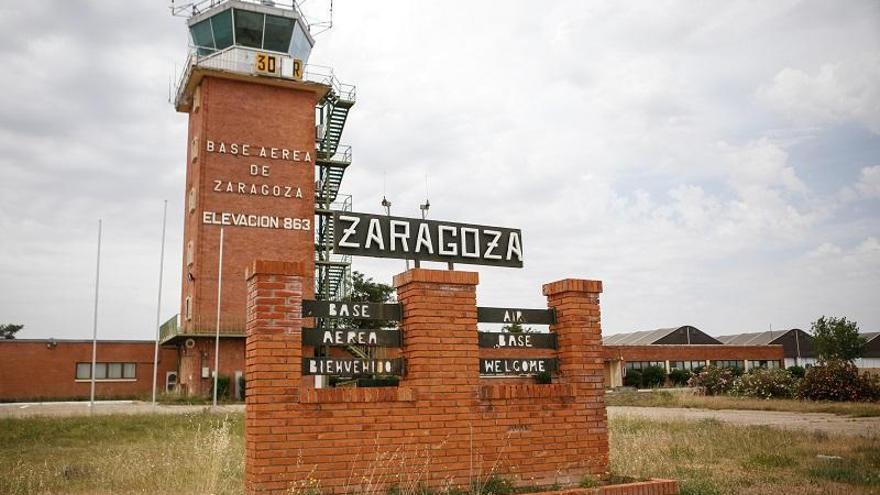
171,45 -> 356,107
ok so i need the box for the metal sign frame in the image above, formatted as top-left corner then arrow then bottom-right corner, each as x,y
477,332 -> 556,349
302,300 -> 401,321
302,328 -> 401,347
476,307 -> 556,325
332,211 -> 523,268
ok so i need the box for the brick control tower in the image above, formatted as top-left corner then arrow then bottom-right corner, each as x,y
162,0 -> 355,396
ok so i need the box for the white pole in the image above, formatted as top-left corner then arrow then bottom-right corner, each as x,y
151,200 -> 168,406
89,219 -> 103,412
212,228 -> 224,408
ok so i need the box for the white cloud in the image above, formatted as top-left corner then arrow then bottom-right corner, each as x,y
758,55 -> 880,134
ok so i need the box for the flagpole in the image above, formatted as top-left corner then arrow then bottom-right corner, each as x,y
89,219 -> 103,413
212,228 -> 224,408
151,200 -> 168,406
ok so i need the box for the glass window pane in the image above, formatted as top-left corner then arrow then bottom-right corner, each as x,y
94,363 -> 107,379
108,363 -> 123,379
76,363 -> 91,379
263,15 -> 293,52
123,363 -> 136,379
289,21 -> 312,61
234,9 -> 264,48
190,19 -> 215,50
212,10 -> 233,49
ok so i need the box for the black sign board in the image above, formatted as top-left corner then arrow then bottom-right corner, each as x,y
302,300 -> 401,321
302,328 -> 401,347
303,358 -> 405,376
332,211 -> 523,268
477,307 -> 555,325
479,358 -> 558,376
477,332 -> 557,349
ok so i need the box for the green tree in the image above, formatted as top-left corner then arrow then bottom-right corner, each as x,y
342,271 -> 396,330
500,321 -> 533,334
811,316 -> 866,362
1,324 -> 23,339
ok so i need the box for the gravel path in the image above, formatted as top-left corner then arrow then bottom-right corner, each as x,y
607,405 -> 880,438
0,400 -> 244,418
3,401 -> 878,439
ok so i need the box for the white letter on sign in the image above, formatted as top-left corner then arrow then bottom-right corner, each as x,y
483,230 -> 502,260
438,225 -> 458,256
337,215 -> 360,248
389,220 -> 410,253
365,218 -> 385,250
506,232 -> 523,261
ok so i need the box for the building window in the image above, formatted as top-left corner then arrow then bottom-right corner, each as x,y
670,360 -> 705,371
711,360 -> 744,370
75,362 -> 136,380
625,361 -> 665,371
191,136 -> 199,162
748,360 -> 779,369
186,241 -> 194,266
188,187 -> 196,213
185,296 -> 193,321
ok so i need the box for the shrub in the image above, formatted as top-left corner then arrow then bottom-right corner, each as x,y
641,366 -> 667,388
668,368 -> 692,386
623,369 -> 642,388
731,368 -> 798,399
238,375 -> 246,400
787,365 -> 806,379
211,375 -> 231,399
688,366 -> 737,396
798,360 -> 880,402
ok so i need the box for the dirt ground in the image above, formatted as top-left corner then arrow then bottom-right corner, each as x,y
607,405 -> 880,438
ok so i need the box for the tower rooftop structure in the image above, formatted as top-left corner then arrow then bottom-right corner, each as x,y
172,0 -> 353,112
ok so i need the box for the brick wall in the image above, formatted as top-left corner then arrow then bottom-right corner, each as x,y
176,337 -> 246,397
245,262 -> 609,494
0,340 -> 177,401
180,75 -> 320,335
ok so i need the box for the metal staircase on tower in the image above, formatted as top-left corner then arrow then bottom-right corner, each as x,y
312,67 -> 356,303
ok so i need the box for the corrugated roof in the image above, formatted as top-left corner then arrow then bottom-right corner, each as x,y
862,332 -> 880,343
603,327 -> 718,345
717,329 -> 802,346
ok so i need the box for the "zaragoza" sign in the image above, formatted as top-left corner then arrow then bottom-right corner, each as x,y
332,211 -> 523,268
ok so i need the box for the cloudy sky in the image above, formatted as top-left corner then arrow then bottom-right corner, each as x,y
1,0 -> 878,340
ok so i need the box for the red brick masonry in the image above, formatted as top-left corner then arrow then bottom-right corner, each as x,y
245,262 -> 612,494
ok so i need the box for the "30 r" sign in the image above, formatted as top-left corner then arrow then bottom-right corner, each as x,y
254,53 -> 279,76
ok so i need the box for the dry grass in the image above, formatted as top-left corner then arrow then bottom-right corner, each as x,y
0,413 -> 243,494
1,412 -> 878,494
610,416 -> 880,494
606,389 -> 880,417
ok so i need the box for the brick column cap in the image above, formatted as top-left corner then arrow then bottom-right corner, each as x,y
245,259 -> 306,280
542,278 -> 602,296
393,268 -> 479,288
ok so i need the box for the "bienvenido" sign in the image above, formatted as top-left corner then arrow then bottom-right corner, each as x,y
332,211 -> 523,268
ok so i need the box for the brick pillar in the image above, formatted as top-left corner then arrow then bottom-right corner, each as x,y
393,268 -> 480,393
245,260 -> 305,495
543,278 -> 609,474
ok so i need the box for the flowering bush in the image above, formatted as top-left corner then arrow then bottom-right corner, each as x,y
687,366 -> 737,396
797,360 -> 879,402
731,368 -> 798,399
668,368 -> 692,386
